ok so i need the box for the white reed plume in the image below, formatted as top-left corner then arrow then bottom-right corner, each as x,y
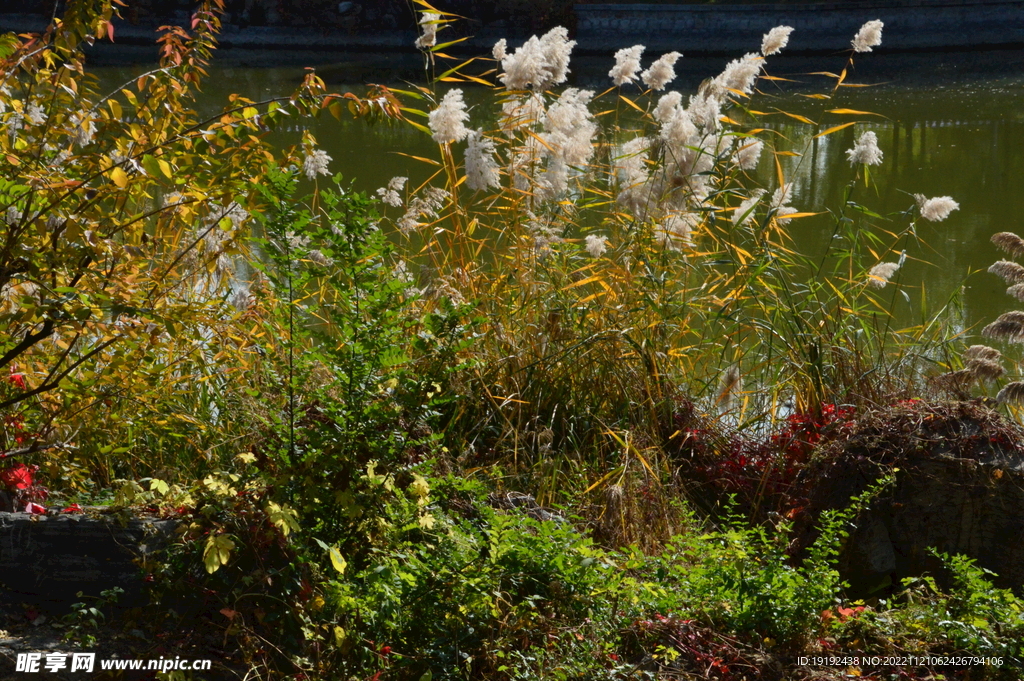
915,195 -> 960,222
761,26 -> 794,56
687,92 -> 722,132
465,130 -> 501,192
653,92 -> 683,124
415,12 -> 439,50
770,183 -> 793,211
846,130 -> 883,166
655,212 -> 699,250
499,27 -> 576,91
302,148 -> 332,180
852,20 -> 884,52
539,27 -> 575,89
641,51 -> 682,91
614,136 -> 651,214
609,45 -> 645,86
543,88 -> 597,166
733,189 -> 765,227
501,94 -> 545,132
585,234 -> 608,258
428,89 -> 470,144
867,261 -> 900,288
376,176 -> 407,207
660,106 -> 697,156
714,53 -> 763,96
397,188 -> 448,235
492,38 -> 506,61
732,138 -> 763,170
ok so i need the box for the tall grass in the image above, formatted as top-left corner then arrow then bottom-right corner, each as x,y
373,11 -> 966,537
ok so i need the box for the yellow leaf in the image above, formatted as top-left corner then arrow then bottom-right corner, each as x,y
814,122 -> 856,138
618,95 -> 645,114
333,626 -> 346,646
827,108 -> 883,116
110,166 -> 128,188
778,111 -> 815,125
774,211 -> 821,220
392,152 -> 441,166
329,546 -> 347,574
561,274 -> 603,291
157,159 -> 172,179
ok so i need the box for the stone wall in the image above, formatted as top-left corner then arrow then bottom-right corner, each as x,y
575,1 -> 1024,54
0,513 -> 176,610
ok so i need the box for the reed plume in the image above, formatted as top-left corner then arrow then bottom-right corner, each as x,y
988,260 -> 1024,284
963,345 -> 1001,362
996,381 -> 1024,405
991,232 -> 1024,258
1007,283 -> 1024,301
966,359 -> 1004,381
716,364 -> 743,412
982,310 -> 1024,341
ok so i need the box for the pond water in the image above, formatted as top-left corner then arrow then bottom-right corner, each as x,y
95,47 -> 1024,337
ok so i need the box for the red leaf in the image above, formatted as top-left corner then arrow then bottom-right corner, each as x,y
0,464 -> 34,490
24,502 -> 46,514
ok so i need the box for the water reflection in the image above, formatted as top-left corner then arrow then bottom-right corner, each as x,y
93,58 -> 1024,334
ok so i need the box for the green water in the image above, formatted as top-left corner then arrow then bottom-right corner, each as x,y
94,51 -> 1024,336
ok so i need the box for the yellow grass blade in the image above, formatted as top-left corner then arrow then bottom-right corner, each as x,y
778,111 -> 815,124
827,108 -> 884,116
619,95 -> 646,113
392,152 -> 441,166
814,122 -> 855,138
561,274 -> 604,291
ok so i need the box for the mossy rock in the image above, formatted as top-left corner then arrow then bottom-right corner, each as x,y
789,401 -> 1024,595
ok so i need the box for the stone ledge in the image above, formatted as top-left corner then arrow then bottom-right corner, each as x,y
0,512 -> 177,610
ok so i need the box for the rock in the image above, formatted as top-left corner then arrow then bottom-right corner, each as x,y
0,511 -> 177,611
789,401 -> 1024,594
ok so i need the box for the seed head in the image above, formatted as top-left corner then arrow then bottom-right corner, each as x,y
991,232 -> 1024,258
852,20 -> 884,52
761,25 -> 794,56
867,261 -> 900,288
610,45 -> 645,86
846,130 -> 883,166
966,358 -> 1004,381
996,381 -> 1024,405
982,310 -> 1024,341
963,345 -> 1001,362
989,260 -> 1024,284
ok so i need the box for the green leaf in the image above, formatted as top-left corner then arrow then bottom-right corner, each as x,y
203,535 -> 235,574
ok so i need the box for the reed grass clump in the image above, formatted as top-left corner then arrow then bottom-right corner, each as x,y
388,8 -> 966,527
